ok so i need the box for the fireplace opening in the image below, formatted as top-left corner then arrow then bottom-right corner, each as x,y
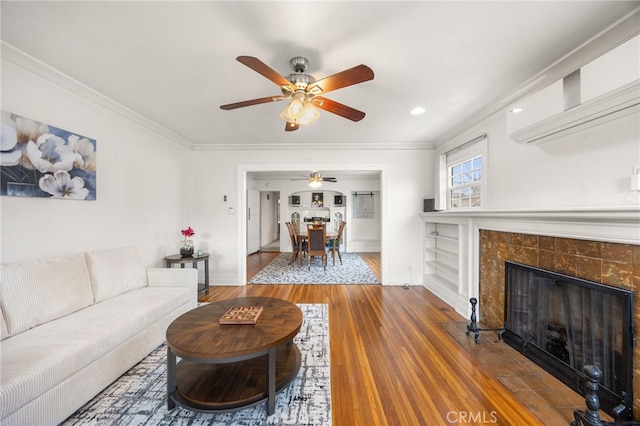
502,261 -> 635,421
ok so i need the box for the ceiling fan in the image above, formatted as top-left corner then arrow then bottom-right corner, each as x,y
220,56 -> 374,131
292,172 -> 337,188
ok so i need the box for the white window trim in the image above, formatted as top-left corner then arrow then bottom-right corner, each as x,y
436,136 -> 488,211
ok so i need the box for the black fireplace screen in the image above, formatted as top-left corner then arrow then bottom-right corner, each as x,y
503,261 -> 634,421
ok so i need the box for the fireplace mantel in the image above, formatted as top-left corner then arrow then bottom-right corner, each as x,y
421,207 -> 640,245
421,206 -> 639,220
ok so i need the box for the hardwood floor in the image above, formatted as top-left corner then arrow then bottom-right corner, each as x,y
202,252 -> 551,425
202,284 -> 545,425
358,252 -> 381,281
246,251 -> 280,280
199,252 -> 593,424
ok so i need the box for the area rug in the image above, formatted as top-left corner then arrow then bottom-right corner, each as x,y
63,304 -> 330,426
249,252 -> 380,284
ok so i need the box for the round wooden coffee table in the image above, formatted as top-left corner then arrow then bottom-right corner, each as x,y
165,297 -> 303,415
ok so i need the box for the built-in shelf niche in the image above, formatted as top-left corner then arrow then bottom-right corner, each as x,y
424,222 -> 461,296
288,190 -> 346,208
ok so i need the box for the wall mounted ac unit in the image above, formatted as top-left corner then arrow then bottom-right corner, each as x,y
509,33 -> 639,145
509,79 -> 639,144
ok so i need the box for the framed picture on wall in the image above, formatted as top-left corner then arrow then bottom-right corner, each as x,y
0,111 -> 97,200
334,195 -> 344,205
312,192 -> 323,207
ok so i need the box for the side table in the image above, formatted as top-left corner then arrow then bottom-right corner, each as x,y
165,253 -> 209,294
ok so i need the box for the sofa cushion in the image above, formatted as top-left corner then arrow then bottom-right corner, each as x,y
85,247 -> 148,303
0,253 -> 94,337
0,285 -> 191,419
1,305 -> 8,341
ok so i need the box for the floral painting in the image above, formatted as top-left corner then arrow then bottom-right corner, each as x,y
0,111 -> 96,200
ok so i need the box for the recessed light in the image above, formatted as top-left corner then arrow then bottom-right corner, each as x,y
510,107 -> 523,113
410,106 -> 426,115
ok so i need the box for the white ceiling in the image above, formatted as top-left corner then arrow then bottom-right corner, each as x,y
1,1 -> 638,153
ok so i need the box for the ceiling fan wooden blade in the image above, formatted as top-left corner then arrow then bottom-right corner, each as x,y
236,56 -> 293,88
220,95 -> 286,110
312,97 -> 366,122
285,121 -> 299,132
307,64 -> 374,95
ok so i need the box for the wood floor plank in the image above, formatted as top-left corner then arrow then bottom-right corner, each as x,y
202,278 -> 544,425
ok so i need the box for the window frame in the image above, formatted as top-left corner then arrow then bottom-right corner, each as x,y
448,155 -> 482,209
436,136 -> 487,211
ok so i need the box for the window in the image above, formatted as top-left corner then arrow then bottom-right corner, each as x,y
436,135 -> 486,210
448,156 -> 482,208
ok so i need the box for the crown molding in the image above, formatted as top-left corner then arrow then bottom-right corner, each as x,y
1,41 -> 194,149
192,140 -> 434,151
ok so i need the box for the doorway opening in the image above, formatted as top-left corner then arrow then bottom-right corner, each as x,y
259,191 -> 280,252
240,167 -> 386,285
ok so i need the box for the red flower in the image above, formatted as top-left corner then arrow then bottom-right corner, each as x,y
181,227 -> 195,238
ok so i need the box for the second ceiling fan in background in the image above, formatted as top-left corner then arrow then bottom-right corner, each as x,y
220,56 -> 374,131
291,172 -> 337,188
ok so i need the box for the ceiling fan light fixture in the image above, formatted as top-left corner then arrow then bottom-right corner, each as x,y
280,92 -> 319,125
308,172 -> 323,188
308,178 -> 322,188
300,101 -> 320,125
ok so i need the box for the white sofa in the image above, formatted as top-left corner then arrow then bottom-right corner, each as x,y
0,246 -> 198,425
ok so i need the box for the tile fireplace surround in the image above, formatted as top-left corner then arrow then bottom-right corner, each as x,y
479,228 -> 640,420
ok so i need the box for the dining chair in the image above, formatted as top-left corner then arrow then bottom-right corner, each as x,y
306,226 -> 328,270
327,220 -> 346,265
285,222 -> 305,264
290,212 -> 300,231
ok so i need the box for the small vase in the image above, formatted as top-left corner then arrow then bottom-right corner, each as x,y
180,239 -> 194,258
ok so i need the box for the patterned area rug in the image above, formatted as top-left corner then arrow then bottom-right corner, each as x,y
249,253 -> 380,284
63,304 -> 330,426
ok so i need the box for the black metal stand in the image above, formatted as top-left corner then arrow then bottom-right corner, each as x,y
571,365 -> 638,426
465,297 -> 505,344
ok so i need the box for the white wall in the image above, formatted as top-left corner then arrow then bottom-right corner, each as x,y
1,49 -> 193,267
489,112 -> 638,209
191,149 -> 433,285
348,190 -> 381,251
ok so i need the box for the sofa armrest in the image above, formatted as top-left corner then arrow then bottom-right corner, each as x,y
146,268 -> 198,308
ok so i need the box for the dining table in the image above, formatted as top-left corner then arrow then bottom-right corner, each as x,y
293,225 -> 338,265
294,226 -> 336,242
